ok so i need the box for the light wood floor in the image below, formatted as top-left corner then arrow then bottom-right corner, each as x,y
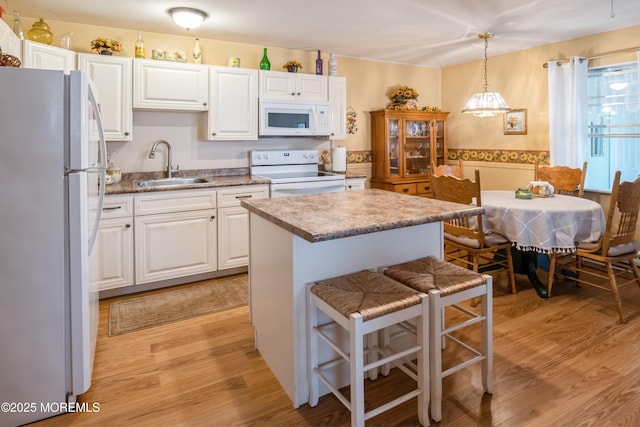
30,271 -> 640,426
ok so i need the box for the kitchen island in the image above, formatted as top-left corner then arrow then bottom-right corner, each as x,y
241,189 -> 482,407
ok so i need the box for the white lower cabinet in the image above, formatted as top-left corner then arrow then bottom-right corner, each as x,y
95,185 -> 267,292
90,196 -> 134,291
134,189 -> 217,284
135,209 -> 217,284
217,185 -> 269,269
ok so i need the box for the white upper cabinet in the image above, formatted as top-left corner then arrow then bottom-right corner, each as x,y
259,70 -> 328,101
78,54 -> 133,141
22,41 -> 76,73
0,19 -> 21,59
206,66 -> 258,141
133,59 -> 209,111
328,76 -> 347,140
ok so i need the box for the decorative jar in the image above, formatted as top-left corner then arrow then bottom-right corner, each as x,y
27,19 -> 53,45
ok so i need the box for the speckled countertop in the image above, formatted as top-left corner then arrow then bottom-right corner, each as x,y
344,171 -> 367,179
105,168 -> 271,195
241,188 -> 483,243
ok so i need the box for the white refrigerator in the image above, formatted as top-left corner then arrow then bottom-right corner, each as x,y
0,68 -> 106,426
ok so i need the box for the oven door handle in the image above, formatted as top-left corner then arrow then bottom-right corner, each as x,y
270,180 -> 346,197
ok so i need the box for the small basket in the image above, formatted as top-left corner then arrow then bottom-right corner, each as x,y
1,54 -> 22,67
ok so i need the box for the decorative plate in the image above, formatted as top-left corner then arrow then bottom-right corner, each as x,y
406,122 -> 419,136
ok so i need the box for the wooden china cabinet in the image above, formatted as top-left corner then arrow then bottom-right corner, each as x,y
370,109 -> 449,197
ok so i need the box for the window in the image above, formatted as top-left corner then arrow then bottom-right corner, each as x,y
587,62 -> 640,191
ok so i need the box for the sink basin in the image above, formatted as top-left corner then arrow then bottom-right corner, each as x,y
135,177 -> 209,188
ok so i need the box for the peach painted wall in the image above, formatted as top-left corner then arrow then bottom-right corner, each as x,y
442,24 -> 640,156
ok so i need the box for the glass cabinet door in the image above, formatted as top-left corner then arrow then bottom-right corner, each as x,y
403,120 -> 430,177
434,119 -> 445,166
388,119 -> 400,177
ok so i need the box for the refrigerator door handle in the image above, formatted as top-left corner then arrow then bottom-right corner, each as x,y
87,81 -> 106,254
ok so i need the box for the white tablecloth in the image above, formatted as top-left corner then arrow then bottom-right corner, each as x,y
480,190 -> 606,253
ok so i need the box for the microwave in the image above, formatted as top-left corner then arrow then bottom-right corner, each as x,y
259,99 -> 332,136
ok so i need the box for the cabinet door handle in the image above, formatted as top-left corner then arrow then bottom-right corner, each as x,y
211,132 -> 217,136
291,92 -> 296,96
102,206 -> 122,212
203,102 -> 207,106
296,92 -> 301,96
210,215 -> 216,220
402,188 -> 409,193
125,223 -> 131,228
235,195 -> 253,200
124,131 -> 130,136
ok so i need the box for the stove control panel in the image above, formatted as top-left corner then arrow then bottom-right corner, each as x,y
251,150 -> 319,166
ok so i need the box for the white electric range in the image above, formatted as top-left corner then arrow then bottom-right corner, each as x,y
250,150 -> 345,198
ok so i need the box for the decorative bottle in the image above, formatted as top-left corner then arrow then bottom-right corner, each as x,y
193,38 -> 202,64
329,54 -> 338,76
135,30 -> 145,59
13,11 -> 24,40
260,48 -> 270,70
315,50 -> 323,75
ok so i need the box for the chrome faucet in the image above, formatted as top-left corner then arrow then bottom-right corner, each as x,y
149,140 -> 179,179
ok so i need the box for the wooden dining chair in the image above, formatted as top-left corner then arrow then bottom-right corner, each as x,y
429,169 -> 517,294
534,161 -> 587,197
552,171 -> 640,323
430,159 -> 463,178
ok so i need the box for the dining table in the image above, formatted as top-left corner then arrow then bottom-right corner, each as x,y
480,190 -> 606,297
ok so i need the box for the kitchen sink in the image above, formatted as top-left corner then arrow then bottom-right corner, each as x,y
135,177 -> 209,188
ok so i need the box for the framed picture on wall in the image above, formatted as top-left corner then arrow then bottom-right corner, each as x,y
503,109 -> 527,135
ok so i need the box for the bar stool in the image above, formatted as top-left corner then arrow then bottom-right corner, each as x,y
381,256 -> 492,422
307,270 -> 430,426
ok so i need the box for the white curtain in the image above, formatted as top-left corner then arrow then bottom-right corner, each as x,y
637,51 -> 640,100
547,57 -> 588,167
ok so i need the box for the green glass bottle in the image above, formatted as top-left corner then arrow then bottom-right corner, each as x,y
260,48 -> 270,70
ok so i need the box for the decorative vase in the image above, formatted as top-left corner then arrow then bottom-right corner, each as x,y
287,65 -> 298,73
27,18 -> 53,45
100,50 -> 113,55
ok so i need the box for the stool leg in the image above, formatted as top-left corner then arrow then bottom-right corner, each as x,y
417,294 -> 430,426
379,327 -> 391,376
481,276 -> 494,394
429,290 -> 443,422
367,331 -> 379,380
350,315 -> 365,427
307,286 -> 320,407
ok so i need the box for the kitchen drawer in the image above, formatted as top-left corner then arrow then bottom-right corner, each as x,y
100,195 -> 134,219
217,185 -> 269,208
416,180 -> 433,197
346,178 -> 366,191
392,183 -> 417,195
135,189 -> 217,216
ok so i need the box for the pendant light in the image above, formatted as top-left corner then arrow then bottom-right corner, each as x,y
461,33 -> 511,117
168,7 -> 208,30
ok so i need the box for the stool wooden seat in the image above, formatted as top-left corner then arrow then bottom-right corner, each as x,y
381,256 -> 492,422
307,270 -> 430,426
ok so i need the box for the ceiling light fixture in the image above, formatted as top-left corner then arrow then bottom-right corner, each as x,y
168,7 -> 208,30
461,33 -> 511,118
